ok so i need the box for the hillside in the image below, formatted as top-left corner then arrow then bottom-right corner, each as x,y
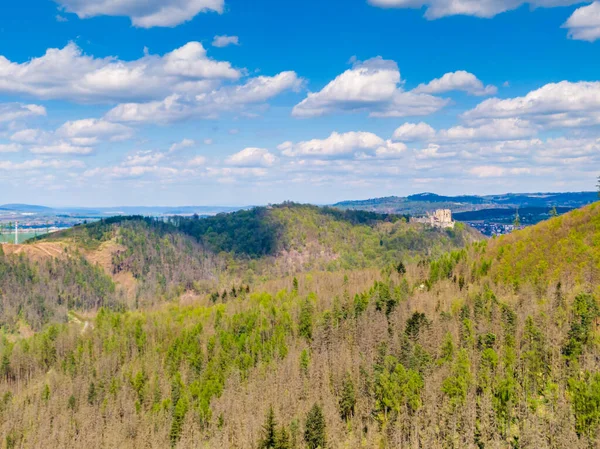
34,203 -> 479,296
484,201 -> 600,294
0,204 -> 598,447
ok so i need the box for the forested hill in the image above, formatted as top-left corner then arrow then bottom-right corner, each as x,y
37,202 -> 479,281
1,203 -> 600,447
426,201 -> 600,297
0,203 -> 478,331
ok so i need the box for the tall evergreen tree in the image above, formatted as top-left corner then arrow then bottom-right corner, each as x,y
339,374 -> 356,421
304,403 -> 326,449
259,406 -> 278,449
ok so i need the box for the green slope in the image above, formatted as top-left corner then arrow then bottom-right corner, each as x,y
1,204 -> 600,447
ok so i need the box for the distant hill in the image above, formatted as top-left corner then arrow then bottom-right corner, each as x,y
33,203 -> 480,305
334,191 -> 598,215
0,203 -> 55,213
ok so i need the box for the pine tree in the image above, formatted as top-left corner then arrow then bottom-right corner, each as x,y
169,397 -> 188,447
304,404 -> 326,449
87,382 -> 97,405
339,373 -> 356,421
299,299 -> 313,341
259,406 -> 278,449
276,426 -> 291,449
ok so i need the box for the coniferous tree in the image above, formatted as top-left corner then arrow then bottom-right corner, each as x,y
299,299 -> 313,341
339,373 -> 356,421
304,404 -> 326,449
259,406 -> 278,449
276,426 -> 291,449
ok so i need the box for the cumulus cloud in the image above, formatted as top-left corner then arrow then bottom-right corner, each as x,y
29,142 -> 93,155
439,118 -> 537,141
292,57 -> 448,118
55,0 -> 224,28
0,144 -> 22,153
0,42 -> 239,103
394,118 -> 536,144
368,0 -> 583,19
106,71 -> 302,123
212,35 -> 240,47
278,131 -> 407,159
10,118 -> 134,155
0,103 -> 46,123
169,138 -> 196,152
469,165 -> 533,178
413,71 -> 497,96
57,119 -> 133,144
122,151 -> 166,166
415,143 -> 457,160
564,2 -> 600,42
84,165 -> 182,179
225,147 -> 276,167
188,156 -> 207,166
462,81 -> 600,128
393,122 -> 436,141
0,159 -> 84,170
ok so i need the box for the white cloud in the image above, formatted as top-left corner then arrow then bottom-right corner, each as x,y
203,138 -> 214,145
30,142 -> 94,155
0,103 -> 46,123
439,118 -> 537,141
0,144 -> 22,153
206,166 -> 269,179
368,0 -> 582,19
122,151 -> 165,166
393,118 -> 536,144
225,147 -> 276,167
106,71 -> 302,123
0,42 -> 239,103
10,118 -> 133,155
0,159 -> 84,170
413,71 -> 497,96
393,122 -> 436,141
469,165 -> 532,178
57,119 -> 133,143
564,2 -> 600,42
292,57 -> 448,118
415,143 -> 457,159
55,0 -> 224,28
169,138 -> 196,152
189,156 -> 207,166
84,165 -> 181,179
212,35 -> 240,47
278,131 -> 407,159
10,129 -> 49,144
462,81 -> 600,128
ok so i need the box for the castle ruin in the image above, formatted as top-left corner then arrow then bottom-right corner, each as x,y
412,209 -> 455,229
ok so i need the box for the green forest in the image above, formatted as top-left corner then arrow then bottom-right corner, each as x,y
0,202 -> 599,448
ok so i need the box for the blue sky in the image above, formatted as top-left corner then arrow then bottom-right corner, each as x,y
0,0 -> 599,206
